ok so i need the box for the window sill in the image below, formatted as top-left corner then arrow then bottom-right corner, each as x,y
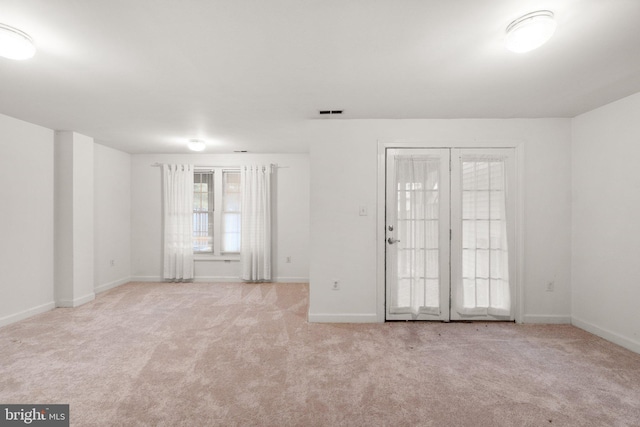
194,254 -> 240,262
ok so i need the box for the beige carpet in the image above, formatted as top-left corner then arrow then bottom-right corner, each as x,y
1,282 -> 639,426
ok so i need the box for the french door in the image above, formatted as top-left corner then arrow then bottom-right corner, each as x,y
385,148 -> 516,321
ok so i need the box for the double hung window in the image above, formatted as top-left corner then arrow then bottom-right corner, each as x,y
192,169 -> 241,256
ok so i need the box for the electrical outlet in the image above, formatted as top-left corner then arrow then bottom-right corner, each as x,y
546,281 -> 555,292
286,256 -> 292,263
110,259 -> 115,267
332,280 -> 340,290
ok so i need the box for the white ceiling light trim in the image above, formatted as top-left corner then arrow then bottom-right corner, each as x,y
187,139 -> 206,152
0,23 -> 36,60
505,10 -> 556,53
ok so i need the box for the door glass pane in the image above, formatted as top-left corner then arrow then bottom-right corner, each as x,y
460,159 -> 510,313
391,156 -> 440,315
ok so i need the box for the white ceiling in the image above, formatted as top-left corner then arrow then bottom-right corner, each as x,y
1,0 -> 639,154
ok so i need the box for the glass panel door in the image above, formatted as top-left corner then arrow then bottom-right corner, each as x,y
385,149 -> 450,321
451,148 -> 515,321
386,147 -> 516,322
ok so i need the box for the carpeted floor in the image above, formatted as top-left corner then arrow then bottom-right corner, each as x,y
1,282 -> 639,426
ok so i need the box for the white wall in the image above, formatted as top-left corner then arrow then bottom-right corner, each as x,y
54,131 -> 96,307
94,143 -> 131,293
131,153 -> 309,282
308,119 -> 572,323
0,114 -> 55,326
572,92 -> 640,353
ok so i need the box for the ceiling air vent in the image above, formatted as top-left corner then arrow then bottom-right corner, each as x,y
319,110 -> 343,115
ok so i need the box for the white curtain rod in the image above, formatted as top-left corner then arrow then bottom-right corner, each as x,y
150,162 -> 288,169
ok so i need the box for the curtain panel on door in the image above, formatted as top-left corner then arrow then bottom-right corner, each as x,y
240,165 -> 272,281
391,156 -> 441,316
456,156 -> 510,316
162,164 -> 194,281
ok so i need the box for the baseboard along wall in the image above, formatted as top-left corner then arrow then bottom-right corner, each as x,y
572,316 -> 640,355
94,277 -> 131,294
522,314 -> 572,324
56,292 -> 96,308
131,276 -> 309,283
0,301 -> 56,328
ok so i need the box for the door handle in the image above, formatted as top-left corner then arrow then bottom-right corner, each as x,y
387,237 -> 401,245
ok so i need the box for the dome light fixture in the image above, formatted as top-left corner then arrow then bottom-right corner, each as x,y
0,23 -> 36,60
505,10 -> 556,53
187,139 -> 206,152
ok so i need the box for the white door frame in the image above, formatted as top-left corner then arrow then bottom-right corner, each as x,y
376,140 -> 525,323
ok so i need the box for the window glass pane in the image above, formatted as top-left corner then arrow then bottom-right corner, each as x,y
223,233 -> 240,253
222,213 -> 241,252
459,157 -> 510,312
462,249 -> 475,278
223,193 -> 241,212
223,213 -> 241,233
193,212 -> 213,253
475,191 -> 490,219
425,279 -> 439,308
200,192 -> 208,211
462,221 -> 476,249
392,156 -> 440,314
221,171 -> 241,252
490,190 -> 504,219
475,220 -> 490,249
225,172 -> 240,191
193,172 -> 214,253
490,162 -> 504,190
474,162 -> 490,190
462,162 -> 475,190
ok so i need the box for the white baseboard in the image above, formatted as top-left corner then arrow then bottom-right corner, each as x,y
308,313 -> 380,323
56,292 -> 95,308
572,316 -> 640,354
94,277 -> 131,294
194,276 -> 241,283
272,277 -> 309,283
132,275 -> 308,284
130,276 -> 162,282
195,276 -> 309,283
522,314 -> 572,324
0,301 -> 56,328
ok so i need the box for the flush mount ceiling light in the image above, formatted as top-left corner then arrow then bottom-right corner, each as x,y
187,139 -> 206,152
0,23 -> 36,60
505,10 -> 556,53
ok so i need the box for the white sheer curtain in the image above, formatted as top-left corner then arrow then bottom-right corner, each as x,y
392,156 -> 441,316
457,157 -> 510,316
240,165 -> 272,281
162,164 -> 194,281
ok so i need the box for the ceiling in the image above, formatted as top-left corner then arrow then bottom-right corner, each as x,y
1,0 -> 639,154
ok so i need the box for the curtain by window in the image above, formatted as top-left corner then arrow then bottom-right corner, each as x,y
240,165 -> 271,281
162,164 -> 194,281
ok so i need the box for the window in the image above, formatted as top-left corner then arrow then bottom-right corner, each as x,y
222,171 -> 241,252
192,168 -> 241,256
193,172 -> 214,253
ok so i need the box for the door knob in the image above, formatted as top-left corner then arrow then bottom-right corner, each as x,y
387,237 -> 401,245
